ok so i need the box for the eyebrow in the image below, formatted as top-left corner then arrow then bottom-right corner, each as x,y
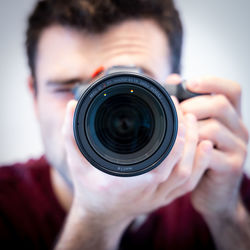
46,77 -> 88,86
46,66 -> 155,86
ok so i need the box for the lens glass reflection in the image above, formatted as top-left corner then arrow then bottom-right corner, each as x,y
95,94 -> 154,154
85,84 -> 166,165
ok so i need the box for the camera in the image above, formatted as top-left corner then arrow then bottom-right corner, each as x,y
73,66 -> 200,177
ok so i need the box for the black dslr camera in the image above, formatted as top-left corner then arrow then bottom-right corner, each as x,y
73,66 -> 200,177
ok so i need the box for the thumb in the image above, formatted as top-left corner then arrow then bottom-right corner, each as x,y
62,100 -> 91,173
62,100 -> 77,140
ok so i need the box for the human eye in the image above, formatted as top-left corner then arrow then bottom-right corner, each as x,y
53,85 -> 75,93
47,78 -> 83,98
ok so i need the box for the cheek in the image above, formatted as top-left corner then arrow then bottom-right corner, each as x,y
37,94 -> 74,175
37,95 -> 69,152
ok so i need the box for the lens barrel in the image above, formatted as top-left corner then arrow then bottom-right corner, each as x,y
73,72 -> 177,176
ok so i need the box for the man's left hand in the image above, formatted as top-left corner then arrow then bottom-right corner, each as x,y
180,76 -> 249,219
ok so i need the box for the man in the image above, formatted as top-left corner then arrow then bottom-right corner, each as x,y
0,0 -> 249,249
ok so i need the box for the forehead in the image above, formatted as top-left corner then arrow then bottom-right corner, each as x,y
36,19 -> 170,82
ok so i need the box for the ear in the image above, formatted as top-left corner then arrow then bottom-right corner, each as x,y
27,76 -> 39,119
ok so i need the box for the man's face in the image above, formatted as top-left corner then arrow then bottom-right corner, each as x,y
34,19 -> 171,181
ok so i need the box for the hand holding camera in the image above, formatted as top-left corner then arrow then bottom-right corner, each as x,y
61,69 -> 213,227
62,67 -> 248,235
180,77 -> 249,221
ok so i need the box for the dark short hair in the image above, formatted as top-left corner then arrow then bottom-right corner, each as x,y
26,0 -> 183,82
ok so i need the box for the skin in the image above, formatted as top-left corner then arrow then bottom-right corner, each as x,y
28,19 -> 249,250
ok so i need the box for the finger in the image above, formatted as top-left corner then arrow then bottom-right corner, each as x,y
151,122 -> 186,181
155,113 -> 198,195
172,96 -> 184,124
209,148 -> 245,174
166,74 -> 182,85
180,94 -> 248,142
186,76 -> 242,114
62,100 -> 90,170
186,140 -> 213,190
62,100 -> 77,139
198,119 -> 247,151
175,113 -> 198,180
165,140 -> 212,203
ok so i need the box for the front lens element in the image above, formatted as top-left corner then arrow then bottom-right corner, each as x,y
85,84 -> 166,165
95,94 -> 154,154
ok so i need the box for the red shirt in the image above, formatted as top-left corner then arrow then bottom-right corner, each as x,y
1,157 -> 250,250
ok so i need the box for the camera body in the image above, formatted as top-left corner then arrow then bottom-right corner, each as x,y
73,66 -> 200,177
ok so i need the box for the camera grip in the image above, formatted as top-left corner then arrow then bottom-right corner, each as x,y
164,81 -> 202,102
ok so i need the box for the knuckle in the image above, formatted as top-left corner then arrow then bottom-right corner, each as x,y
215,94 -> 230,112
177,168 -> 191,182
200,119 -> 220,140
229,155 -> 244,174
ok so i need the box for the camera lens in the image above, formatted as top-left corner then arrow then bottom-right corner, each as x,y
95,94 -> 154,154
73,73 -> 177,176
85,84 -> 166,165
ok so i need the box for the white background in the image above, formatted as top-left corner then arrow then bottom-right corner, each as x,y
0,0 -> 250,174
